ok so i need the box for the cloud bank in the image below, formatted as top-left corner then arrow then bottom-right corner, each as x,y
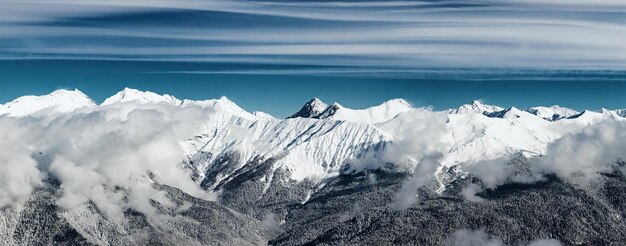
0,102 -> 216,218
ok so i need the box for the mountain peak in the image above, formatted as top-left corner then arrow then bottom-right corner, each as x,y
0,88 -> 96,116
102,88 -> 181,106
287,98 -> 329,119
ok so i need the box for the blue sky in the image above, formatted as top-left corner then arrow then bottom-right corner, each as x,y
0,0 -> 626,116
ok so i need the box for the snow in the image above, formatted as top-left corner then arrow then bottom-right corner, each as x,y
0,89 -> 96,117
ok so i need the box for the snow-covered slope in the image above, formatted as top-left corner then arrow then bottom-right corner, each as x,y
252,111 -> 275,120
527,105 -> 579,121
446,100 -> 504,114
0,89 -> 95,117
181,115 -> 389,183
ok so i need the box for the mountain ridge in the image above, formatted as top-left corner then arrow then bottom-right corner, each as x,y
2,88 -> 624,122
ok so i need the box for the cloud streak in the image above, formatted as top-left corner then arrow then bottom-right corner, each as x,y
1,0 -> 626,68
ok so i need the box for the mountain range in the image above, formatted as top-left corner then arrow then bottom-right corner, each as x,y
1,88 -> 625,245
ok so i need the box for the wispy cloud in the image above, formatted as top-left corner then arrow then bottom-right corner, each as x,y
1,0 -> 626,69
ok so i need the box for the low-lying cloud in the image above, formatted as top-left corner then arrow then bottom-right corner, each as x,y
0,102 -> 217,218
535,119 -> 626,182
445,229 -> 562,246
460,118 -> 626,202
350,108 -> 451,209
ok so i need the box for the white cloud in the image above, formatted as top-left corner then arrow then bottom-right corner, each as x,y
461,183 -> 485,203
465,158 -> 517,189
446,229 -> 563,246
0,102 -> 216,219
445,229 -> 503,246
527,239 -> 563,246
0,118 -> 43,207
350,109 -> 450,209
535,119 -> 626,183
262,212 -> 279,229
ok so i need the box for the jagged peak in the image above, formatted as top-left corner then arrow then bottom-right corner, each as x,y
308,97 -> 324,104
471,100 -> 484,106
287,97 -> 329,119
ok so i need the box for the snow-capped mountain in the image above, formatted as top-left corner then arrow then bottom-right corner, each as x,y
446,100 -> 504,114
2,89 -> 626,245
0,89 -> 95,117
526,105 -> 579,121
